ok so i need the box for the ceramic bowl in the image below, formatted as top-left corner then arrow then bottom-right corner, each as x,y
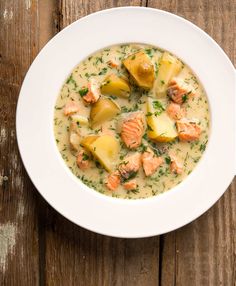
16,7 -> 236,238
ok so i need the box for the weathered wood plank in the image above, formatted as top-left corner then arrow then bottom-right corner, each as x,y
2,0 -> 234,285
43,211 -> 160,286
58,0 -> 147,28
0,0 -> 41,285
42,1 -> 160,286
148,1 -> 236,285
39,0 -> 59,49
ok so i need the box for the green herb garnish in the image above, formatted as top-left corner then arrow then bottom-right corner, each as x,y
98,67 -> 108,75
165,156 -> 171,164
182,91 -> 192,103
152,100 -> 165,115
82,153 -> 89,161
200,140 -> 208,152
79,88 -> 88,97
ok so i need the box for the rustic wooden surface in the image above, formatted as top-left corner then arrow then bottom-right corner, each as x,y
0,0 -> 235,285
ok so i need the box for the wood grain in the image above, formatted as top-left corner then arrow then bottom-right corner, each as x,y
148,1 -> 236,285
0,0 -> 235,285
0,0 -> 40,285
42,3 -> 160,286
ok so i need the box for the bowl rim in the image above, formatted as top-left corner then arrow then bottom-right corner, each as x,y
16,6 -> 236,238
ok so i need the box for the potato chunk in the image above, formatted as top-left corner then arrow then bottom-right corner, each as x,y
155,52 -> 182,97
90,97 -> 120,127
81,135 -> 120,172
100,74 -> 130,98
123,51 -> 155,89
146,98 -> 177,142
80,135 -> 99,150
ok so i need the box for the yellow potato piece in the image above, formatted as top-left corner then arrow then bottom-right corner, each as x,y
155,52 -> 182,97
90,97 -> 120,127
80,135 -> 120,171
90,135 -> 120,172
123,51 -> 155,89
100,74 -> 130,98
80,136 -> 99,151
146,98 -> 177,142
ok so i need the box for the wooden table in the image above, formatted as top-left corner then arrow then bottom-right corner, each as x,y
0,1 -> 235,285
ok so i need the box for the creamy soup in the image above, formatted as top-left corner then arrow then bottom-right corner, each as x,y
54,44 -> 210,199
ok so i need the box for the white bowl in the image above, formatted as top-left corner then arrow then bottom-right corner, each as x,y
16,7 -> 236,238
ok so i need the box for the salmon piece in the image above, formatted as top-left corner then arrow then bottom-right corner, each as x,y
166,102 -> 186,120
123,179 -> 137,191
101,125 -> 115,136
169,154 -> 183,175
176,118 -> 201,141
76,149 -> 91,170
121,112 -> 145,149
83,78 -> 101,104
107,59 -> 119,68
142,147 -> 163,176
105,171 -> 121,191
119,153 -> 141,180
64,101 -> 79,116
167,77 -> 195,104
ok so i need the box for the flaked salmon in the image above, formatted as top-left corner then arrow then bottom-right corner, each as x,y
107,59 -> 119,68
121,111 -> 145,149
167,77 -> 195,104
169,154 -> 183,175
101,125 -> 115,136
76,149 -> 91,170
166,102 -> 186,120
176,118 -> 201,141
105,171 -> 120,191
123,179 -> 137,191
142,147 -> 163,176
83,78 -> 101,104
119,152 -> 141,180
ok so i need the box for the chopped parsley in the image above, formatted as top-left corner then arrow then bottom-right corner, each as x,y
152,100 -> 165,115
82,153 -> 89,161
182,91 -> 192,103
55,106 -> 64,110
121,171 -> 138,183
165,156 -> 171,165
146,111 -> 153,117
85,72 -> 96,78
79,87 -> 88,97
66,75 -> 77,89
66,75 -> 76,85
110,95 -> 117,100
155,62 -> 159,77
98,67 -> 108,75
121,103 -> 139,113
95,56 -> 103,65
138,143 -> 148,153
200,140 -> 208,152
129,189 -> 140,194
145,48 -> 153,58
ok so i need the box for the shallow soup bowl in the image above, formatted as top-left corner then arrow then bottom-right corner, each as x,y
16,7 -> 236,238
